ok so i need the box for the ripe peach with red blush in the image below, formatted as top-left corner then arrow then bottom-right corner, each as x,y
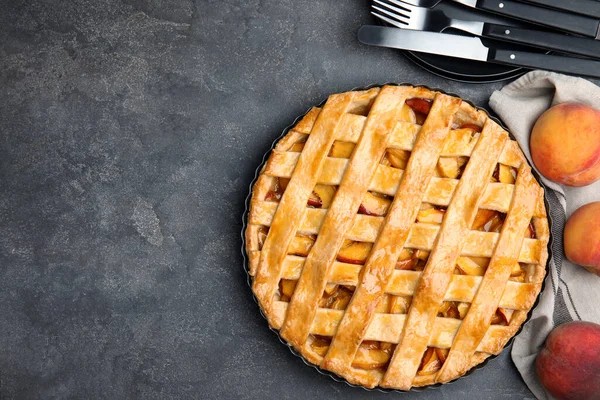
530,103 -> 600,186
536,321 -> 600,400
564,202 -> 600,276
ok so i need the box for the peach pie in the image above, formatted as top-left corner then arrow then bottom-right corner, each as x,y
245,85 -> 549,389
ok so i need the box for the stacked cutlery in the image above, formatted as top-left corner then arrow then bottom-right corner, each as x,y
360,0 -> 600,78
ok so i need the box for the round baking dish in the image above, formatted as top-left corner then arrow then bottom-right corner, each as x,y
241,83 -> 553,392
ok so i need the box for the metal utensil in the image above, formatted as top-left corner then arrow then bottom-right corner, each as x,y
357,25 -> 600,78
389,0 -> 600,38
372,0 -> 600,59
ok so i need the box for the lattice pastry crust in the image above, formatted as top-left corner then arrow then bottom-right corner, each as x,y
245,85 -> 549,390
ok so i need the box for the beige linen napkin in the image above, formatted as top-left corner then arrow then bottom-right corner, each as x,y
489,71 -> 600,400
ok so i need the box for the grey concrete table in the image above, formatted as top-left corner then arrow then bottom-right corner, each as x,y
0,0 -> 539,398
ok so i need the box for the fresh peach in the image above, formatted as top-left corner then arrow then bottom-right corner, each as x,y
564,202 -> 600,276
536,321 -> 600,400
530,103 -> 600,186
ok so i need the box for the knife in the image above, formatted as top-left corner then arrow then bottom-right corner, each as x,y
451,0 -> 600,38
520,0 -> 600,19
372,3 -> 600,60
357,25 -> 600,78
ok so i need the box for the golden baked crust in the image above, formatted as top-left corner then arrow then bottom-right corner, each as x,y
245,85 -> 549,390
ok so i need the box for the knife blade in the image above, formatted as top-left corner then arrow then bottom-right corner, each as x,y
451,0 -> 600,38
357,25 -> 600,79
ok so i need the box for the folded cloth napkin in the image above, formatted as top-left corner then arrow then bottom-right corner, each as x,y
489,71 -> 600,400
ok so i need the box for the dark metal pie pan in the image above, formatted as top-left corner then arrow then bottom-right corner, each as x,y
240,83 -> 553,392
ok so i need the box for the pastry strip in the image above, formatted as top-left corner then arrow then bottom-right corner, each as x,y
321,93 -> 462,377
279,256 -> 538,309
280,86 -> 410,348
253,92 -> 355,316
250,202 -> 543,263
381,120 -> 507,389
436,164 -> 538,382
270,301 -> 520,353
266,155 -> 515,209
254,178 -> 513,216
266,138 -> 522,182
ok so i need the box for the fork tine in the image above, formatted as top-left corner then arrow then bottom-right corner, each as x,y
372,6 -> 410,25
372,1 -> 411,23
370,11 -> 407,29
380,0 -> 417,12
372,4 -> 411,21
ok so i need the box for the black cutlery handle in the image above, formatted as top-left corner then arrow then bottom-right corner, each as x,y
483,24 -> 600,59
476,0 -> 600,37
489,49 -> 600,78
521,0 -> 600,19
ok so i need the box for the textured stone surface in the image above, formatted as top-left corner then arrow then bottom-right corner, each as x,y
0,0 -> 549,398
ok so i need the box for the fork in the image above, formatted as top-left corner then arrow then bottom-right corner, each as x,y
384,0 -> 600,38
372,0 -> 600,59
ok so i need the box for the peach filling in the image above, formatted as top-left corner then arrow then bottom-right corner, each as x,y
417,204 -> 446,224
309,335 -> 331,357
470,210 -> 536,285
418,347 -> 449,376
337,239 -> 373,265
329,141 -> 355,158
472,209 -> 506,232
437,156 -> 468,179
377,293 -> 412,314
509,262 -> 533,283
455,256 -> 487,276
264,178 -> 337,209
396,248 -> 430,271
353,341 -> 394,370
306,296 -> 455,374
406,98 -> 432,125
289,142 -> 305,152
308,336 -> 395,370
405,98 -> 484,133
526,221 -> 536,239
279,279 -> 296,302
320,284 -> 354,310
310,337 -> 449,375
381,149 -> 411,170
308,184 -> 337,208
358,192 -> 393,216
439,301 -> 470,320
257,227 -> 269,250
492,163 -> 518,183
317,342 -> 449,374
469,209 -> 515,324
491,307 -> 514,325
457,123 -> 483,133
288,234 -> 316,257
264,178 -> 285,202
